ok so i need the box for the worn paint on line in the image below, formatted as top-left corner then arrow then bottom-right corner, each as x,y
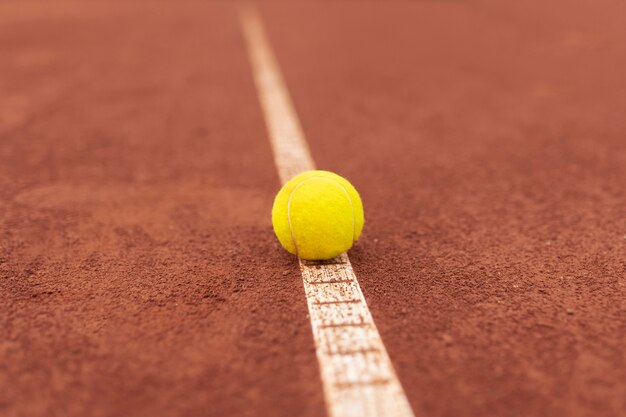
239,6 -> 415,417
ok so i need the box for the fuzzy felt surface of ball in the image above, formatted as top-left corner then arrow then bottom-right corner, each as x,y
271,170 -> 364,260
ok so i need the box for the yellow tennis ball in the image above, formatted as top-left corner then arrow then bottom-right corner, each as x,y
271,170 -> 364,260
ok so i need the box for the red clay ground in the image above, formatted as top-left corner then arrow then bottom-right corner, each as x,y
1,1 -> 625,417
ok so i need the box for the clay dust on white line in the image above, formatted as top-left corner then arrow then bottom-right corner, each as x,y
239,5 -> 415,417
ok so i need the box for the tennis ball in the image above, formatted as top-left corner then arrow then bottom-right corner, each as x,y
272,170 -> 364,260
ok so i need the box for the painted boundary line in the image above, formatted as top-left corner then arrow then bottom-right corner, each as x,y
239,6 -> 415,417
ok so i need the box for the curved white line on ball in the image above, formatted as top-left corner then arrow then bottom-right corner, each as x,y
286,175 -> 355,258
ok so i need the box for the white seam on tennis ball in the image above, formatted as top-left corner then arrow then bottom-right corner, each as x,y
329,178 -> 357,244
335,180 -> 357,243
286,175 -> 355,257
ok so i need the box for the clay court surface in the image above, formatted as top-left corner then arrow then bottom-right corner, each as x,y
1,1 -> 625,416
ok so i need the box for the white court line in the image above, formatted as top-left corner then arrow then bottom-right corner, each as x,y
239,6 -> 416,417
